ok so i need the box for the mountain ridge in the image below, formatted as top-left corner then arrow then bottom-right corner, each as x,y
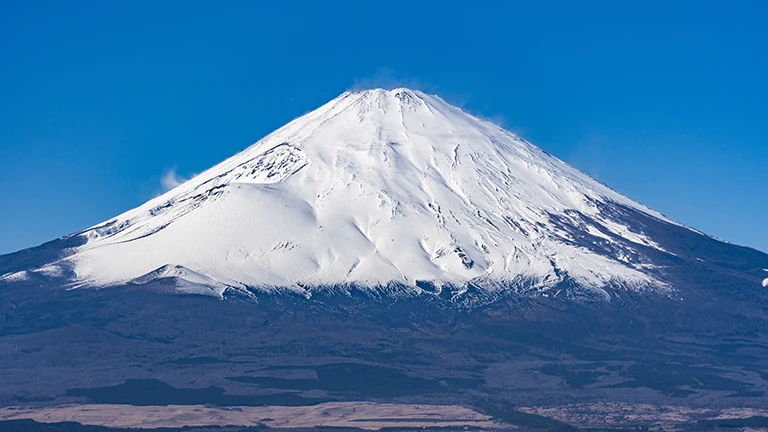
1,88 -> 765,303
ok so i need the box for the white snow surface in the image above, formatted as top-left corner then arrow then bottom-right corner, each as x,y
62,89 -> 677,296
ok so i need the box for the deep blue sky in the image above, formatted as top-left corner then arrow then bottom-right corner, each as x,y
1,1 -> 766,254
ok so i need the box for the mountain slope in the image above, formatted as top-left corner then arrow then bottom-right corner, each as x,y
1,89 -> 765,302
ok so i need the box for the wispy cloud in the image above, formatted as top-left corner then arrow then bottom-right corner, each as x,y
475,112 -> 510,130
349,67 -> 427,92
160,168 -> 191,193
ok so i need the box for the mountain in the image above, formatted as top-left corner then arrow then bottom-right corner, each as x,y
2,88 -> 764,302
2,89 -> 768,430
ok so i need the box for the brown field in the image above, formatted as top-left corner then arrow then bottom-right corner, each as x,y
0,402 -> 507,430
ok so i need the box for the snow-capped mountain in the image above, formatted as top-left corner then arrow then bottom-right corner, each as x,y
2,89 -> 765,300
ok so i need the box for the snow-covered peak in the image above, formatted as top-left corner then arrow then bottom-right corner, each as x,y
342,87 -> 426,102
39,88 -> 685,298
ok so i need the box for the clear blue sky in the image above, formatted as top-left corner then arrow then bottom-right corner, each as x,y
1,1 -> 766,254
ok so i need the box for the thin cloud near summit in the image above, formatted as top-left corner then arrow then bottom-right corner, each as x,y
160,168 -> 192,193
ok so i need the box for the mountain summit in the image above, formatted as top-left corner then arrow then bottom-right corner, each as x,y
1,89 -> 766,301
